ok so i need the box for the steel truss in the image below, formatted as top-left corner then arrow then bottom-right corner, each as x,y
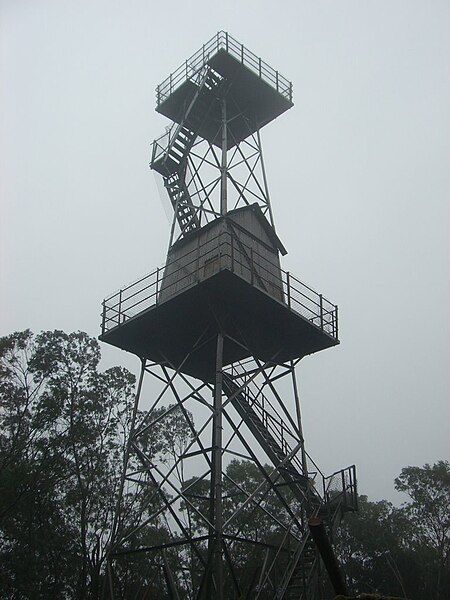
182,119 -> 274,232
151,69 -> 275,248
105,327 -> 356,599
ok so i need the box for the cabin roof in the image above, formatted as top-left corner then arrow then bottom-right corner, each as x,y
170,203 -> 287,256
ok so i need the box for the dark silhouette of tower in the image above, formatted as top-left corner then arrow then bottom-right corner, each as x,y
100,31 -> 357,599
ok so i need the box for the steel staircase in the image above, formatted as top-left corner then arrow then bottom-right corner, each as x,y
151,66 -> 223,235
222,373 -> 319,599
279,532 -> 318,600
222,373 -> 356,599
222,374 -> 310,505
277,478 -> 352,600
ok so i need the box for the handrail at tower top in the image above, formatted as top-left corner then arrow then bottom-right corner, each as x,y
156,31 -> 293,106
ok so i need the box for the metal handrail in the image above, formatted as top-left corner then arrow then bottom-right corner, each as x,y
243,387 -> 304,476
156,31 -> 293,106
322,465 -> 358,513
101,231 -> 338,339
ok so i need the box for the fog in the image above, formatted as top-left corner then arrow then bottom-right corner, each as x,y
1,0 -> 449,503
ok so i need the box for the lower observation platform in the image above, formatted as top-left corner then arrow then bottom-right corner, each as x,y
100,253 -> 339,382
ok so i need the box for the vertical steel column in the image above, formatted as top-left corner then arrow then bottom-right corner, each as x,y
256,126 -> 275,228
220,97 -> 227,215
212,333 -> 224,598
291,362 -> 308,479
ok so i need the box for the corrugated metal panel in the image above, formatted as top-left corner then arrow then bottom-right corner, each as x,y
159,212 -> 284,304
228,209 -> 272,247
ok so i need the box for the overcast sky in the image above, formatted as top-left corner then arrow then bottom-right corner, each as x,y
1,0 -> 449,503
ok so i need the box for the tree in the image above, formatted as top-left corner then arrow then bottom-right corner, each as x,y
336,462 -> 450,600
0,330 -> 174,599
395,461 -> 450,600
335,495 -> 411,597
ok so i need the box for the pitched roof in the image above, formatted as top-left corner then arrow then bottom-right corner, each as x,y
170,203 -> 287,256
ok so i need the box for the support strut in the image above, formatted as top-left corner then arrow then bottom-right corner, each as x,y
308,516 -> 347,596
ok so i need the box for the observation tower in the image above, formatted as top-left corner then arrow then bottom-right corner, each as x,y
100,31 -> 357,599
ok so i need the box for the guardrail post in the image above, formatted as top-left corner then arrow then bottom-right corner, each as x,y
169,73 -> 172,95
118,290 -> 122,325
276,70 -> 279,91
156,267 -> 160,304
342,469 -> 347,508
225,31 -> 228,52
289,82 -> 293,102
101,301 -> 106,334
319,294 -> 324,330
258,57 -> 262,77
286,272 -> 291,307
240,44 -> 244,63
335,305 -> 339,339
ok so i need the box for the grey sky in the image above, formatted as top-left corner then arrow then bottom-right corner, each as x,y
1,0 -> 449,503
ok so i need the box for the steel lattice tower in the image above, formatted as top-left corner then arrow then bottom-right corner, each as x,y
100,32 -> 357,600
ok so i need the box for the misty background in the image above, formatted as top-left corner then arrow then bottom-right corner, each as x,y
1,0 -> 449,504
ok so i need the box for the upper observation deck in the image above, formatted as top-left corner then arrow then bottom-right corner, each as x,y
155,31 -> 293,147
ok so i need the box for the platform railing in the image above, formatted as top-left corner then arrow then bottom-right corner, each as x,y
322,465 -> 358,513
151,126 -> 174,165
156,31 -> 293,106
101,231 -> 338,340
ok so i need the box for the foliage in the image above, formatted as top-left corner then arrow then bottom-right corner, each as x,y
336,461 -> 450,600
0,330 -> 173,599
0,329 -> 448,599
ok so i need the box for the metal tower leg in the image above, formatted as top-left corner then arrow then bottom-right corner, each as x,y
220,97 -> 228,216
208,333 -> 224,598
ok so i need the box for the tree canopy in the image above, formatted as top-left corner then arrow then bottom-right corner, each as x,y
0,330 -> 448,599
